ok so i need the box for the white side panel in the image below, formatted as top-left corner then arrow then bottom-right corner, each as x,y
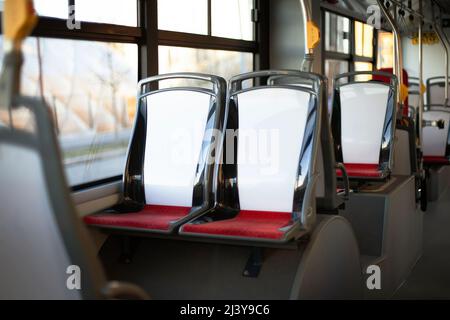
144,90 -> 210,207
340,83 -> 390,164
392,130 -> 411,176
409,93 -> 419,110
0,144 -> 80,299
423,111 -> 450,157
237,88 -> 310,212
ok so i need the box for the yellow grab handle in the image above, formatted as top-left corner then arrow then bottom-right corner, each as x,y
420,83 -> 426,95
3,0 -> 38,49
400,83 -> 409,103
306,21 -> 320,50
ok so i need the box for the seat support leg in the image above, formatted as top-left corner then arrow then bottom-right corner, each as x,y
118,236 -> 137,264
242,247 -> 264,278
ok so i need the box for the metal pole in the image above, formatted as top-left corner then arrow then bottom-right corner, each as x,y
392,2 -> 398,83
432,1 -> 449,106
299,0 -> 313,72
378,0 -> 403,105
418,0 -> 423,145
441,20 -> 450,108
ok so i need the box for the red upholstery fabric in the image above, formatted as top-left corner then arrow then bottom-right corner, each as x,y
337,163 -> 384,178
84,205 -> 191,231
424,156 -> 450,165
182,210 -> 293,240
374,68 -> 409,117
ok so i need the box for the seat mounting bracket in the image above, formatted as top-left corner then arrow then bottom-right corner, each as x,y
242,247 -> 264,278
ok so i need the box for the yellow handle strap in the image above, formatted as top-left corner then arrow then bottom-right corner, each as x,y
3,0 -> 38,50
420,83 -> 426,95
400,83 -> 409,103
306,21 -> 320,50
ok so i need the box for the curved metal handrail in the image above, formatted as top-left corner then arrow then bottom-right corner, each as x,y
138,72 -> 226,97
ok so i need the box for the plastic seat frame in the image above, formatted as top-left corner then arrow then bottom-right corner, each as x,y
84,73 -> 227,234
179,70 -> 330,243
331,71 -> 398,181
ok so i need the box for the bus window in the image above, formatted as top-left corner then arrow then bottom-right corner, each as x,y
211,0 -> 254,41
158,46 -> 253,88
325,11 -> 350,54
377,31 -> 394,69
325,59 -> 348,109
354,61 -> 373,81
0,37 -> 138,187
3,0 -> 138,26
355,21 -> 374,58
32,0 -> 68,19
76,0 -> 138,27
158,0 -> 208,35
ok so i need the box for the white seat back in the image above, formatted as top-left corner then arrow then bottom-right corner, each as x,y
144,90 -> 212,207
339,82 -> 390,164
0,141 -> 81,300
236,88 -> 311,212
423,110 -> 450,157
0,98 -> 107,299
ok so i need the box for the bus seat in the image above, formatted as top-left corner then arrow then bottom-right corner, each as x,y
267,74 -> 347,211
182,211 -> 292,240
179,70 -> 325,243
426,76 -> 450,105
0,100 -> 83,299
85,205 -> 192,231
374,70 -> 420,178
374,68 -> 409,117
423,156 -> 450,164
331,71 -> 397,180
422,106 -> 450,166
84,73 -> 227,234
0,95 -> 147,299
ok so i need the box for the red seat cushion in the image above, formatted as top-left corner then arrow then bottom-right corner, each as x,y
424,156 -> 450,165
336,163 -> 384,178
181,210 -> 293,240
84,205 -> 191,231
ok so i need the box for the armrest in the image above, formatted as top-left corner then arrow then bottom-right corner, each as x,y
335,163 -> 350,200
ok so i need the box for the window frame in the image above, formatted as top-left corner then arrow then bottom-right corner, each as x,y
142,0 -> 266,83
321,9 -> 377,78
376,30 -> 394,70
0,0 -> 268,190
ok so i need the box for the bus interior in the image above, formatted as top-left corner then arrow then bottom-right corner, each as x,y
1,0 -> 450,300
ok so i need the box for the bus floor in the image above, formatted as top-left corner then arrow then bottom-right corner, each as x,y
394,187 -> 450,299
